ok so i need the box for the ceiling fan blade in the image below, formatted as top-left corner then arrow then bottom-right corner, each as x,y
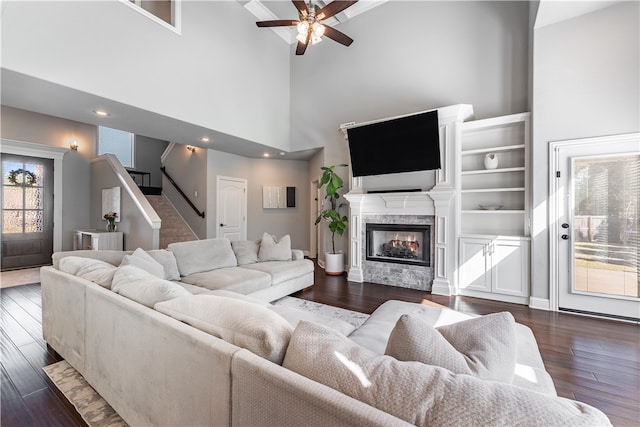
292,0 -> 309,17
316,0 -> 358,20
256,19 -> 298,28
296,31 -> 310,55
323,25 -> 354,46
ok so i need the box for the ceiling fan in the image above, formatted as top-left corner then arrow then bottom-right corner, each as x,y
256,1 -> 358,55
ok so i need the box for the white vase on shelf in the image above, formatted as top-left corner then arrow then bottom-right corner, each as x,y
484,153 -> 498,169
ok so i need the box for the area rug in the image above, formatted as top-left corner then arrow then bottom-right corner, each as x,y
43,297 -> 368,426
43,360 -> 127,427
272,296 -> 370,328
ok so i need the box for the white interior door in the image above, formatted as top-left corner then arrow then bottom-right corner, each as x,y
552,134 -> 639,321
216,176 -> 247,241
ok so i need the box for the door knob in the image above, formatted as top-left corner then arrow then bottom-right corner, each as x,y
561,234 -> 569,240
220,223 -> 225,227
562,223 -> 570,229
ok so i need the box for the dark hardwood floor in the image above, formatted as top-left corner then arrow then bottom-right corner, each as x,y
1,267 -> 639,426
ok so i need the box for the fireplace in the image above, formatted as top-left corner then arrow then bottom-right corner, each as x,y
366,223 -> 430,266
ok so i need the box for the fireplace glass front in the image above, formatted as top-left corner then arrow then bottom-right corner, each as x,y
366,223 -> 430,266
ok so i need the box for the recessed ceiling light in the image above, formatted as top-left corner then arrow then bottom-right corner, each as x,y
93,109 -> 109,117
263,153 -> 270,158
201,137 -> 210,142
279,152 -> 286,156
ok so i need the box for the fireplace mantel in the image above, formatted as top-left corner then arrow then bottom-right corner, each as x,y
344,191 -> 436,216
345,189 -> 455,294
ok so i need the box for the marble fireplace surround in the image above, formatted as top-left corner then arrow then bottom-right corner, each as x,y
342,104 -> 474,296
361,214 -> 435,291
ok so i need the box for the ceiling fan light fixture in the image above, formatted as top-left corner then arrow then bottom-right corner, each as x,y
296,32 -> 308,44
312,22 -> 325,37
311,33 -> 323,45
296,20 -> 309,35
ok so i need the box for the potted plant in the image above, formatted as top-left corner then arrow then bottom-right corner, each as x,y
315,164 -> 349,275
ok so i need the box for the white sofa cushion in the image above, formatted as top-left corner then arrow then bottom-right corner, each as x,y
58,256 -> 117,289
111,265 -> 191,308
283,321 -> 611,427
180,267 -> 271,294
120,248 -> 165,279
155,295 -> 293,364
168,238 -> 237,276
385,312 -> 517,383
241,259 -> 314,285
231,240 -> 259,265
258,233 -> 292,261
146,249 -> 181,281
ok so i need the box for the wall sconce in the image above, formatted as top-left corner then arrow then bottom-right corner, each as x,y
186,145 -> 196,152
70,140 -> 80,151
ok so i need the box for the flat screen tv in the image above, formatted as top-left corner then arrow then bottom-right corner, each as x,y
347,110 -> 440,177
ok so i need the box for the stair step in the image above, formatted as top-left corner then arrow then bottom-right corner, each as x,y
145,194 -> 197,247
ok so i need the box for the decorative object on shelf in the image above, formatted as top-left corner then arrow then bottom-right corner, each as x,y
316,164 -> 349,275
69,140 -> 79,151
479,205 -> 504,211
484,153 -> 498,169
7,168 -> 37,186
104,212 -> 118,232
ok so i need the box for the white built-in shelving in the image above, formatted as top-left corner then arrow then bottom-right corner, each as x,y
456,112 -> 531,304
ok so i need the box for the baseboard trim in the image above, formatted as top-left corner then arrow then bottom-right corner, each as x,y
529,297 -> 551,311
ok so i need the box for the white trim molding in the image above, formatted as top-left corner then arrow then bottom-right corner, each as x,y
529,297 -> 551,311
0,139 -> 68,253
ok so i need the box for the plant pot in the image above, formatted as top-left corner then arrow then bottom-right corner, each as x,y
324,252 -> 344,276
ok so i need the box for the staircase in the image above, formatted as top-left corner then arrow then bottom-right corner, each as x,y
146,195 -> 197,248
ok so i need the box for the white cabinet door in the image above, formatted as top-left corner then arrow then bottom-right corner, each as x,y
492,239 -> 529,297
459,237 -> 529,299
459,238 -> 491,292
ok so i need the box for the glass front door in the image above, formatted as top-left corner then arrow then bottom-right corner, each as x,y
556,137 -> 639,321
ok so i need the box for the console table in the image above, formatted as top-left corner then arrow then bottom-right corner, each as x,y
74,229 -> 123,251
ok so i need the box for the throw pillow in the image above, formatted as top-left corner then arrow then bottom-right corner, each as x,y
258,232 -> 291,261
168,238 -> 238,276
146,249 -> 181,281
283,321 -> 610,427
385,312 -> 517,383
111,265 -> 191,308
120,248 -> 165,279
58,256 -> 117,289
154,295 -> 293,364
231,240 -> 259,265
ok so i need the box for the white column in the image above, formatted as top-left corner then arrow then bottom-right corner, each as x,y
344,193 -> 364,282
428,189 -> 457,295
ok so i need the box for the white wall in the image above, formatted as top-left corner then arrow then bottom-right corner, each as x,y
1,1 -> 291,150
531,1 -> 640,301
204,150 -> 310,250
0,106 -> 96,250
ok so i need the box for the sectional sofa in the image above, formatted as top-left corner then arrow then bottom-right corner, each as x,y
41,238 -> 610,426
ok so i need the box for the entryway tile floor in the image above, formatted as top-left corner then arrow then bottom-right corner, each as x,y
0,267 -> 41,288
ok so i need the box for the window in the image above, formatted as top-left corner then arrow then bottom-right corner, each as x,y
123,0 -> 181,33
98,126 -> 134,168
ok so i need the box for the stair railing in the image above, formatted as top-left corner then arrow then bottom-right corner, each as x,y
161,166 -> 205,218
